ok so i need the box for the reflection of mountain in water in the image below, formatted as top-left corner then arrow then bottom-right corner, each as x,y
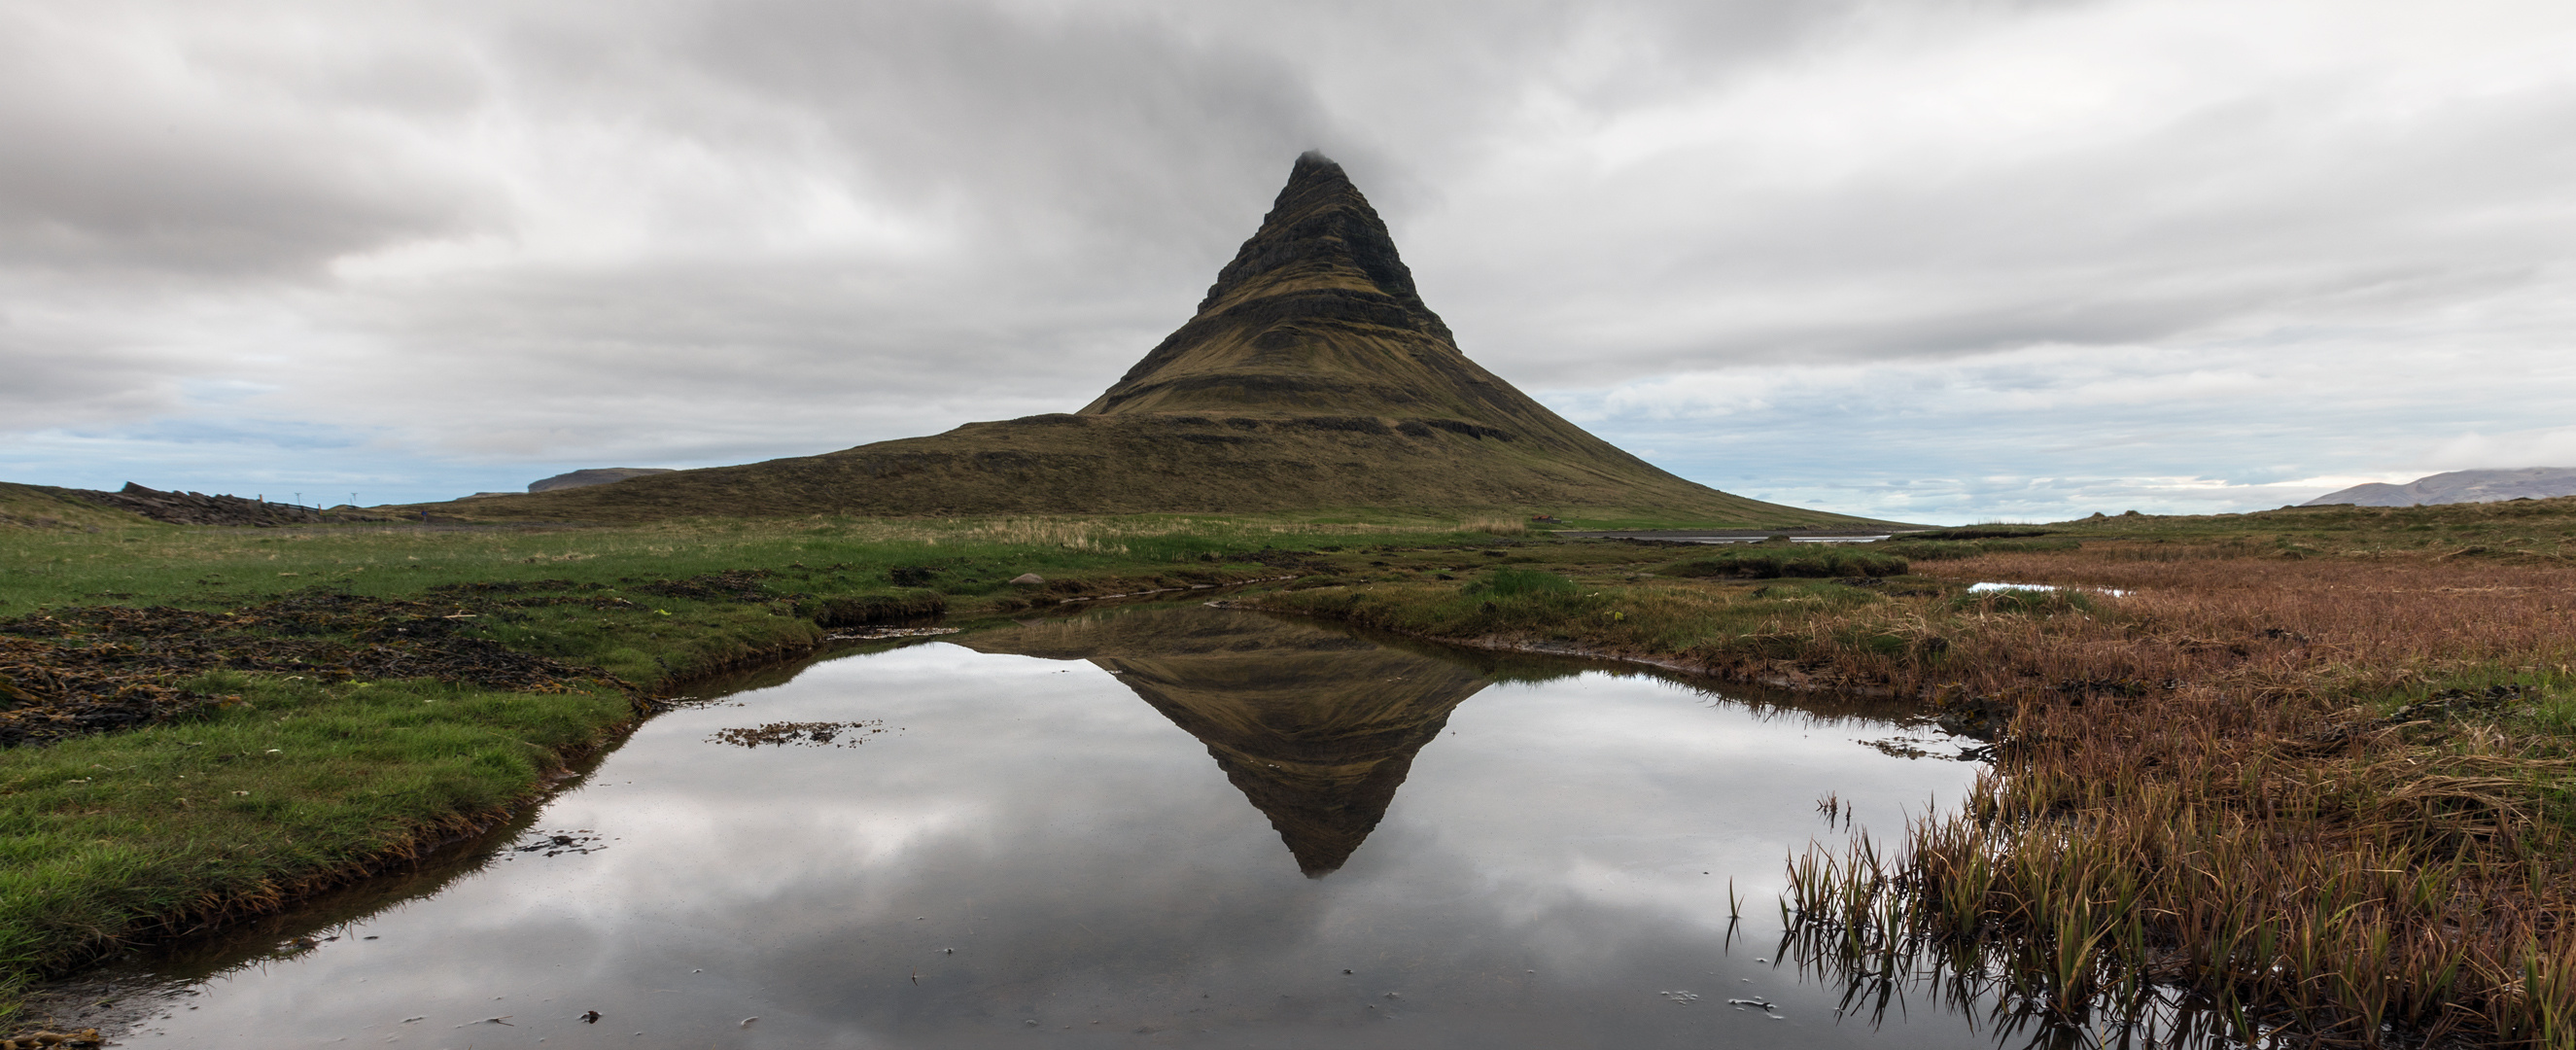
958,609 -> 1489,877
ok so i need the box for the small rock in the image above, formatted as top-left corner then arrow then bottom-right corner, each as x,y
1009,573 -> 1044,585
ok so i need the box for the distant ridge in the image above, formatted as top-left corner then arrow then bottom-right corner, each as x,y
2302,468 -> 2576,508
527,468 -> 675,494
419,153 -> 1884,527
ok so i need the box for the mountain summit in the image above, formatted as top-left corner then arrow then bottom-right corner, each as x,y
1084,151 -> 1467,417
425,155 -> 1880,526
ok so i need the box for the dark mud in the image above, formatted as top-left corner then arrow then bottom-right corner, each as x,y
0,591 -> 634,747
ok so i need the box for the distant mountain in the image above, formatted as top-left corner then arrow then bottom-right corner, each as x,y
526,468 -> 675,493
2302,468 -> 2576,508
420,153 -> 1885,527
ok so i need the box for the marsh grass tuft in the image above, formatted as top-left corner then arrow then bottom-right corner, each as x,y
1462,567 -> 1578,598
1663,548 -> 1908,579
1883,537 -> 2082,561
1946,586 -> 2096,617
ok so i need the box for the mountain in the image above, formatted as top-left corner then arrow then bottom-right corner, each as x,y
2302,468 -> 2576,508
420,153 -> 1880,526
958,608 -> 1487,877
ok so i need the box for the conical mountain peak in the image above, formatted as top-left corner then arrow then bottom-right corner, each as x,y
1189,151 -> 1444,332
1080,154 -> 1568,425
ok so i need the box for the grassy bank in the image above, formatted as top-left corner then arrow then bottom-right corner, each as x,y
1237,508 -> 2576,1046
1,675 -> 632,995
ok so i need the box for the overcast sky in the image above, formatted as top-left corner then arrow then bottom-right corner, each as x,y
5,0 -> 2572,523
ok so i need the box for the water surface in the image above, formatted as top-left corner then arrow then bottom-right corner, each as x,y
122,607 -> 1989,1048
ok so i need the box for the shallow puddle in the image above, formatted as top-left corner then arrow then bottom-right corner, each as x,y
114,607 -> 1997,1048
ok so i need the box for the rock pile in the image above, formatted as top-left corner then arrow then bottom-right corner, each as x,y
66,483 -> 391,527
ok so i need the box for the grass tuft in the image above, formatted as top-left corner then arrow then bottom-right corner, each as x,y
1462,567 -> 1578,598
1662,548 -> 1908,579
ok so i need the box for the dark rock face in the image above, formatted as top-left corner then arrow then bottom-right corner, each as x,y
1193,151 -> 1449,337
2302,468 -> 2576,508
528,468 -> 676,494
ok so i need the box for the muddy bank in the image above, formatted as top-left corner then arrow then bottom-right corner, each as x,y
0,593 -> 642,748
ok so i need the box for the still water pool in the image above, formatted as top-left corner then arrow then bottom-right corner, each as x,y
123,607 -> 1992,1048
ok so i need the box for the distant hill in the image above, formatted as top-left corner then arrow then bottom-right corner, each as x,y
526,468 -> 675,494
417,153 -> 1887,528
2302,468 -> 2576,508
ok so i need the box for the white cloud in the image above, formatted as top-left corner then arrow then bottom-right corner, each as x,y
2419,428 -> 2576,472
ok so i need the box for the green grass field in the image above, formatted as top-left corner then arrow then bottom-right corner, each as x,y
8,485 -> 2576,1038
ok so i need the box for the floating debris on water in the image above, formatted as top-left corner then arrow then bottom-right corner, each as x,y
505,828 -> 607,858
706,719 -> 894,749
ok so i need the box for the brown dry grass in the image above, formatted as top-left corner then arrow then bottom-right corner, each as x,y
1769,547 -> 2576,1047
1692,546 -> 2574,701
1257,541 -> 2576,1044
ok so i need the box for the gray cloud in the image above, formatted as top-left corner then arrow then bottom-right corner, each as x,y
1,0 -> 2571,518
0,4 -> 494,276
